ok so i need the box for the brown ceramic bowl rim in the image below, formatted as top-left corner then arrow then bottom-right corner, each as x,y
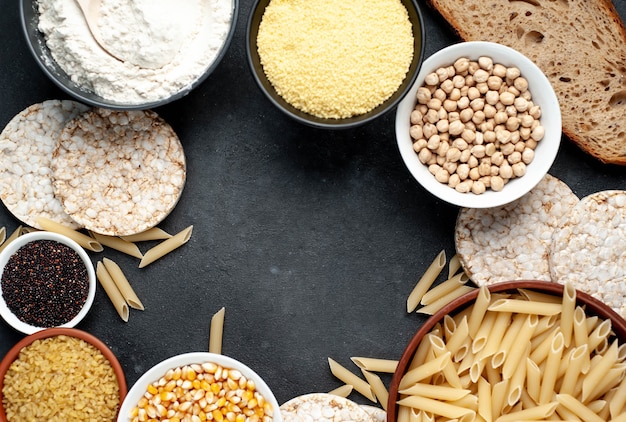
0,327 -> 127,422
386,280 -> 626,422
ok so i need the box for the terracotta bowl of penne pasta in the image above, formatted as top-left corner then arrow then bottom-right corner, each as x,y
0,231 -> 97,335
387,280 -> 626,422
0,327 -> 127,422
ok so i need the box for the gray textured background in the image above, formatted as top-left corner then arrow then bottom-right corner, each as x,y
1,0 -> 626,410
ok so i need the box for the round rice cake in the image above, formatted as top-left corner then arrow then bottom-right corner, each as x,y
281,393 -> 374,422
52,108 -> 186,236
455,174 -> 579,286
0,100 -> 90,229
549,190 -> 626,318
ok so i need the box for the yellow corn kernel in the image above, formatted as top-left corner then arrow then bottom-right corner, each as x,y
235,415 -> 246,422
213,409 -> 224,422
211,383 -> 222,394
201,380 -> 212,391
147,384 -> 158,396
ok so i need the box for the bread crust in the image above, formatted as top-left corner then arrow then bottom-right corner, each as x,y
427,0 -> 626,165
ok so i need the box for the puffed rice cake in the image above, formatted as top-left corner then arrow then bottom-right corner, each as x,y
550,190 -> 626,318
281,393 -> 375,422
455,174 -> 579,286
52,108 -> 186,236
0,100 -> 90,229
360,405 -> 386,422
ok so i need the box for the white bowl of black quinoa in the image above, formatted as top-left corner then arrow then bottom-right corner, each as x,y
0,231 -> 96,335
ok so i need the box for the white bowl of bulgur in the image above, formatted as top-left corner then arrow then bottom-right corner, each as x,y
0,327 -> 127,422
118,352 -> 282,422
0,231 -> 97,335
395,41 -> 562,208
247,0 -> 425,129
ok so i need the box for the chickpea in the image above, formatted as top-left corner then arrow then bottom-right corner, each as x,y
440,79 -> 454,94
522,147 -> 535,164
452,74 -> 466,89
448,111 -> 460,122
410,125 -> 423,140
476,82 -> 489,94
484,104 -> 497,119
474,131 -> 484,145
514,77 -> 529,93
470,98 -> 485,112
455,180 -> 473,193
499,91 -> 516,106
491,175 -> 505,191
472,110 -> 486,126
469,167 -> 480,181
468,155 -> 479,168
496,129 -> 512,144
457,163 -> 470,180
410,109 -> 423,125
512,162 -> 526,177
506,116 -> 520,132
424,72 -> 439,86
492,63 -> 507,78
425,108 -> 439,124
418,148 -> 432,164
500,142 -> 515,156
427,134 -> 441,150
473,69 -> 489,83
448,173 -> 461,188
478,159 -> 492,176
449,88 -> 461,101
417,87 -> 432,104
449,120 -> 465,136
443,99 -> 457,112
478,56 -> 493,71
485,90 -> 500,105
457,96 -> 470,110
487,75 -> 502,91
436,119 -> 449,134
460,149 -> 472,163
471,144 -> 486,158
446,147 -> 462,162
531,125 -> 545,141
468,86 -> 481,100
485,142 -> 497,156
453,138 -> 469,151
507,151 -> 522,165
471,180 -> 486,194
434,89 -> 447,103
428,164 -> 440,176
514,97 -> 529,112
427,98 -> 442,111
442,161 -> 457,175
460,108 -> 474,123
453,57 -> 470,73
462,128 -> 477,144
436,67 -> 449,82
499,162 -> 513,179
491,151 -> 505,166
435,167 -> 450,183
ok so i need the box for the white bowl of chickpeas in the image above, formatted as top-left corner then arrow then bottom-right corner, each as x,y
395,41 -> 561,208
117,352 -> 282,422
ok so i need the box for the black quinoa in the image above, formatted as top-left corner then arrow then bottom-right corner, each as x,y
1,239 -> 89,327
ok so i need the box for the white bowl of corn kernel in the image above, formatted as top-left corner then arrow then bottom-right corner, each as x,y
395,41 -> 562,208
118,352 -> 282,422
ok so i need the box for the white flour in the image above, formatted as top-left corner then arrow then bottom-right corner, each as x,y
37,0 -> 233,104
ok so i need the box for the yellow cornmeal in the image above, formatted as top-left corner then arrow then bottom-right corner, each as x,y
257,0 -> 414,119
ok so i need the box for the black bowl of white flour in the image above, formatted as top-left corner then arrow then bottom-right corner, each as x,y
20,0 -> 238,109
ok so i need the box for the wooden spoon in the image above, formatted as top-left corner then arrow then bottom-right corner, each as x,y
74,0 -> 124,63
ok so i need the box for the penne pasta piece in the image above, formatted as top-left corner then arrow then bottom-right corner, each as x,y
407,250 -> 446,313
96,261 -> 129,322
36,217 -> 103,252
478,312 -> 512,361
560,283 -> 576,347
556,394 -> 605,422
0,225 -> 21,254
362,369 -> 389,411
410,331 -> 436,370
417,286 -> 475,315
583,340 -> 619,402
399,352 -> 452,390
139,225 -> 193,268
539,331 -> 564,404
488,298 -> 562,316
491,379 -> 509,419
448,254 -> 461,279
90,232 -> 143,259
526,357 -> 541,403
396,396 -> 475,420
0,226 -> 6,245
468,286 -> 491,338
209,307 -> 225,354
328,358 -> 376,402
491,313 -> 527,369
328,384 -> 353,398
529,327 -> 558,367
445,316 -> 470,361
477,377 -> 492,422
502,314 -> 538,379
120,227 -> 173,242
609,373 -> 626,418
612,412 -> 626,422
351,357 -> 398,373
102,257 -> 144,310
399,383 -> 471,402
588,319 -> 612,352
517,288 -> 562,304
493,402 -> 558,422
19,226 -> 38,235
428,334 -> 462,389
586,365 -> 626,404
397,404 -> 412,422
507,343 -> 529,406
472,312 -> 497,355
421,272 -> 470,305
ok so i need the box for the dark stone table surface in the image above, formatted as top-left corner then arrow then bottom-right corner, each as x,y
1,0 -> 626,410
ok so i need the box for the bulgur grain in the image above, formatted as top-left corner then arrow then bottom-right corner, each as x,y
2,335 -> 120,422
257,0 -> 414,119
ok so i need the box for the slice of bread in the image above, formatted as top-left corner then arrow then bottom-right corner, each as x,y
426,0 -> 626,165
